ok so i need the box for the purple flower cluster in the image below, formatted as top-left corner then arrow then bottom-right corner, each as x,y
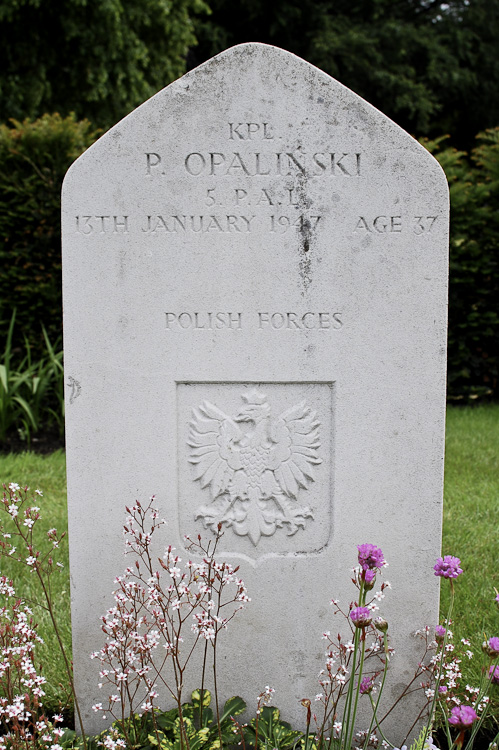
357,544 -> 385,585
488,637 -> 499,656
435,625 -> 446,640
359,676 -> 375,694
448,705 -> 478,729
358,544 -> 385,572
433,555 -> 463,579
489,665 -> 499,685
350,606 -> 372,628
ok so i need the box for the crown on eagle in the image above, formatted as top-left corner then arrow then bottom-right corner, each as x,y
242,389 -> 268,405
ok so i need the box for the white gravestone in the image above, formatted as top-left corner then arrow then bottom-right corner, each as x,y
62,43 -> 448,736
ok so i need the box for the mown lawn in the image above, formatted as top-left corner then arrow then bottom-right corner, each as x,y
0,404 -> 498,723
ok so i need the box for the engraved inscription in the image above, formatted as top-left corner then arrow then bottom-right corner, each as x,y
353,215 -> 439,234
228,122 -> 274,140
189,389 -> 321,546
165,312 -> 342,330
76,215 -> 129,234
183,151 -> 361,177
413,216 -> 438,234
166,312 -> 243,329
354,216 -> 402,233
142,214 -> 256,233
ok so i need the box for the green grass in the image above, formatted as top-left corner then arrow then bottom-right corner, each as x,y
0,406 -> 498,723
0,450 -> 70,712
441,404 -> 499,707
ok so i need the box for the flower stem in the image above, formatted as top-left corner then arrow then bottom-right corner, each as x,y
423,579 -> 456,750
362,632 -> 390,750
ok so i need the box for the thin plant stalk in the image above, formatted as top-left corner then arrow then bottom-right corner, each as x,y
344,634 -> 367,750
421,579 -> 456,750
339,580 -> 365,749
362,632 -> 390,750
32,565 -> 88,750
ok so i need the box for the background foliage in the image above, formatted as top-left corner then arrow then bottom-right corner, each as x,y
0,0 -> 209,129
425,130 -> 499,399
0,114 -> 97,353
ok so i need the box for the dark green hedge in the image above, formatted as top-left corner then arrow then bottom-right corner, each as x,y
0,116 -> 497,399
0,114 -> 98,355
424,130 -> 499,399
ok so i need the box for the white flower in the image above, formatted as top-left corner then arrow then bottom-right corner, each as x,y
8,483 -> 20,491
26,556 -> 37,566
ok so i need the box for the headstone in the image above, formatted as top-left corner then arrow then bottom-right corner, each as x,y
62,43 -> 448,738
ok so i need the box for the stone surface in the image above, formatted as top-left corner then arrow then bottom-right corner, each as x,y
62,43 -> 449,737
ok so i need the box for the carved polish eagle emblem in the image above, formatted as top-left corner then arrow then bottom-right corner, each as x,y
188,389 -> 321,546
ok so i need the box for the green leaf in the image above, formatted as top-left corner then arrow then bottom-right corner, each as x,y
220,695 -> 246,724
192,688 -> 212,709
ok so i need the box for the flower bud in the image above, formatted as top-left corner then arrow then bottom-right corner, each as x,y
435,625 -> 446,642
374,617 -> 388,633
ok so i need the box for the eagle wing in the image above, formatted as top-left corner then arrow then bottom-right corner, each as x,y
268,401 -> 321,498
188,401 -> 243,499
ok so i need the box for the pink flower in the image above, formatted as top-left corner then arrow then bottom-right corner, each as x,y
489,665 -> 499,685
435,625 -> 446,641
359,676 -> 375,694
487,637 -> 499,656
448,705 -> 478,728
357,544 -> 385,572
350,606 -> 372,628
433,556 -> 463,579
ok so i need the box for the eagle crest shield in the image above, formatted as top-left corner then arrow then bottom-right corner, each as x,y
188,389 -> 321,546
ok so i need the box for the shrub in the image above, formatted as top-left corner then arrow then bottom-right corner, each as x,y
0,113 -> 98,357
422,129 -> 499,400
